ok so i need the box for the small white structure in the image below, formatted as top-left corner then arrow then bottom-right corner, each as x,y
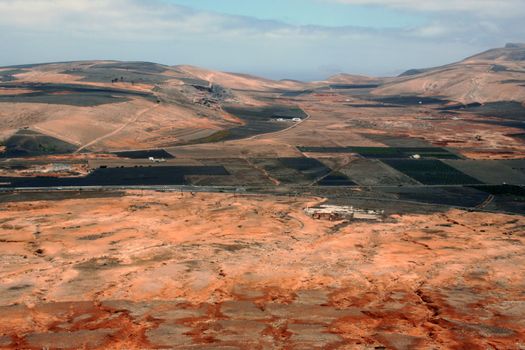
50,163 -> 72,172
149,157 -> 166,163
292,118 -> 302,122
305,205 -> 384,221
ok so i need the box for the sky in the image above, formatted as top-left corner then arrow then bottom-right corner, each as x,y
0,0 -> 524,80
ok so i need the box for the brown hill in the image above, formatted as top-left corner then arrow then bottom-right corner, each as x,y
374,44 -> 525,104
175,65 -> 305,91
0,61 -> 247,151
2,44 -> 525,153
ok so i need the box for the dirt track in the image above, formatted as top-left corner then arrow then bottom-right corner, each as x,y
75,102 -> 161,153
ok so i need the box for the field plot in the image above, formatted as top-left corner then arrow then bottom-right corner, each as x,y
316,172 -> 356,186
0,129 -> 77,158
472,184 -> 525,196
501,159 -> 525,175
248,157 -> 331,185
90,62 -> 168,74
345,103 -> 402,108
0,166 -> 229,188
0,82 -> 155,106
473,119 -> 525,131
453,101 -> 525,121
329,84 -> 380,89
113,149 -> 175,159
0,90 -> 128,106
362,133 -> 433,147
279,157 -> 332,181
486,196 -> 525,214
178,77 -> 212,87
382,159 -> 484,185
470,185 -> 525,213
248,158 -> 309,185
222,105 -> 307,141
380,186 -> 491,208
338,159 -> 421,186
62,66 -> 170,85
185,158 -> 273,186
443,160 -> 525,185
369,95 -> 449,106
299,146 -> 460,159
0,69 -> 24,82
438,102 -> 483,111
280,90 -> 314,97
0,190 -> 125,203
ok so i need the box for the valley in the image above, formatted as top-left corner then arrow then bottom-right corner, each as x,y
0,44 -> 524,349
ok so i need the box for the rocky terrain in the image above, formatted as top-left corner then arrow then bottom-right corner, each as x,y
0,191 -> 524,349
0,44 -> 524,349
375,43 -> 525,104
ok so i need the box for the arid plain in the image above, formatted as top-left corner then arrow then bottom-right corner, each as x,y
0,44 -> 525,349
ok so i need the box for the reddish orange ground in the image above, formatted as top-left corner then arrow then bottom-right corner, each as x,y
0,191 -> 523,349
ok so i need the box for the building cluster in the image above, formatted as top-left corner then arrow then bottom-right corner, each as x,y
305,204 -> 384,221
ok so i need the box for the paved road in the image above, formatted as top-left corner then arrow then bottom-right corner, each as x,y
0,183 -> 519,192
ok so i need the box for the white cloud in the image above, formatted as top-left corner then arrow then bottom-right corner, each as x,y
0,0 -> 287,38
0,0 -> 523,79
328,0 -> 525,18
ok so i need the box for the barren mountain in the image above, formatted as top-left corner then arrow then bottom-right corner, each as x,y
1,45 -> 525,159
374,43 -> 525,104
175,65 -> 307,91
0,61 -> 244,151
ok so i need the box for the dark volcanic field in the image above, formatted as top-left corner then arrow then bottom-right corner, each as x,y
0,130 -> 77,158
382,159 -> 484,185
62,65 -> 170,85
298,146 -> 461,159
370,95 -> 450,106
0,166 -> 230,188
1,151 -> 524,213
0,82 -> 156,106
316,172 -> 357,186
113,149 -> 175,159
222,105 -> 307,141
456,101 -> 525,121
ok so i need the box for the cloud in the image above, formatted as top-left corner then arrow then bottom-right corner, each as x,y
327,0 -> 525,18
0,0 -> 520,41
0,0 -> 290,39
0,0 -> 523,79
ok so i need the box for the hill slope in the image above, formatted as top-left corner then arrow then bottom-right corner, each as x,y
375,43 -> 525,104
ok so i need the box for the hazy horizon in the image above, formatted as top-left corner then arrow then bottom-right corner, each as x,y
1,0 -> 524,80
